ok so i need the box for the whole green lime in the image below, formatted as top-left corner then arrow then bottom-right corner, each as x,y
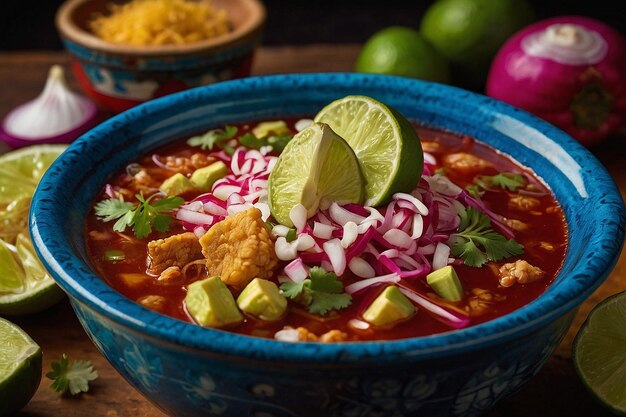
420,0 -> 533,88
354,26 -> 450,84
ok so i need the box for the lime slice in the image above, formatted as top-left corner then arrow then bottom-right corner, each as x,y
0,144 -> 67,315
0,317 -> 42,415
314,95 -> 423,206
268,122 -> 364,227
574,291 -> 626,415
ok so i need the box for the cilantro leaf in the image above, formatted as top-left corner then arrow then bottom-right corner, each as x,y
187,126 -> 238,150
465,184 -> 484,199
310,292 -> 352,315
238,131 -> 293,153
94,194 -> 184,239
280,280 -> 305,299
475,172 -> 526,192
308,267 -> 344,293
450,207 -> 524,267
94,197 -> 135,222
279,267 -> 352,315
46,354 -> 98,395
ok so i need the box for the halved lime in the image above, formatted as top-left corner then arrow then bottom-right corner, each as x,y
314,95 -> 422,206
0,144 -> 67,315
0,317 -> 42,415
268,122 -> 364,227
574,291 -> 626,415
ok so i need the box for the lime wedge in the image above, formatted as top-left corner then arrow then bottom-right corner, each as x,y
314,95 -> 423,206
574,291 -> 626,415
0,317 -> 42,415
0,144 -> 67,315
268,122 -> 364,227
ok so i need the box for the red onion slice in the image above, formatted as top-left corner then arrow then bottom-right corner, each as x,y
398,286 -> 470,329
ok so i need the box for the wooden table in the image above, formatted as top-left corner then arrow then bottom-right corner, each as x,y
2,46 -> 625,417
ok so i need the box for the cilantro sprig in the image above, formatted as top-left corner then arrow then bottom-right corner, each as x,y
94,194 -> 184,239
450,207 -> 524,267
476,172 -> 526,192
187,126 -> 238,153
46,354 -> 98,395
239,132 -> 293,153
280,267 -> 352,315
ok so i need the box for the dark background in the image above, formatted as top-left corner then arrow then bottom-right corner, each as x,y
0,0 -> 623,50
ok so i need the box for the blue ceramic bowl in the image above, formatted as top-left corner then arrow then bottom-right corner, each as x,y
31,74 -> 625,417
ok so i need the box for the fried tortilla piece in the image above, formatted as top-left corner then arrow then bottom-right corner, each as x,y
147,232 -> 203,275
199,208 -> 278,290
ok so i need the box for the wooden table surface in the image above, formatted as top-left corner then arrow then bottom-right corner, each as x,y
2,46 -> 625,417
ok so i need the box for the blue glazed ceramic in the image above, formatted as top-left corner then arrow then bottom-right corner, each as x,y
30,73 -> 625,417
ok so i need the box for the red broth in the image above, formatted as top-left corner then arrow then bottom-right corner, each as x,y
84,121 -> 567,341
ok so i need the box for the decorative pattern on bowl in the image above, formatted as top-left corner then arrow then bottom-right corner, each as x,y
31,73 -> 625,417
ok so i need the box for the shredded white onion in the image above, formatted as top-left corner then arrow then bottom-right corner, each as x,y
284,258 -> 309,283
323,239 -> 346,276
275,237 -> 298,261
329,202 -> 366,226
272,224 -> 291,237
313,222 -> 335,239
432,242 -> 451,271
392,193 -> 429,215
348,257 -> 375,278
176,209 -> 214,225
290,204 -> 308,232
296,234 -> 316,251
341,221 -> 358,249
383,229 -> 414,249
345,273 -> 400,294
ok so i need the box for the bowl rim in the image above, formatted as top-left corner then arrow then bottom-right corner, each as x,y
55,0 -> 266,56
30,73 -> 625,363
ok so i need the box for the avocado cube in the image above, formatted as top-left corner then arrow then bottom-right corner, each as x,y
190,161 -> 228,191
185,276 -> 243,328
252,120 -> 289,138
362,285 -> 415,327
160,173 -> 196,196
237,278 -> 287,321
426,265 -> 464,302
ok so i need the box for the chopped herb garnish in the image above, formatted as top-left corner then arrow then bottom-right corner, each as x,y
46,354 -> 98,395
465,184 -> 484,199
239,133 -> 264,149
285,228 -> 297,242
450,207 -> 524,267
434,167 -> 448,176
280,267 -> 352,315
476,172 -> 526,192
238,132 -> 293,153
94,194 -> 184,239
187,126 -> 238,150
266,135 -> 293,153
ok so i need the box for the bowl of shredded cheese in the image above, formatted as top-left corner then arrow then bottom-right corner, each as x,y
56,0 -> 265,113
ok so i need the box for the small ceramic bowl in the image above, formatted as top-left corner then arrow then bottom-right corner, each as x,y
55,0 -> 265,113
31,74 -> 625,417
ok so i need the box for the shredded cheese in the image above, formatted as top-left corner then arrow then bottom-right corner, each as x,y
90,0 -> 230,46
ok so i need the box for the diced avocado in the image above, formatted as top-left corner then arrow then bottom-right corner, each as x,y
160,173 -> 196,196
362,285 -> 415,327
190,161 -> 227,191
252,120 -> 290,138
185,276 -> 243,328
237,278 -> 287,321
426,265 -> 464,302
